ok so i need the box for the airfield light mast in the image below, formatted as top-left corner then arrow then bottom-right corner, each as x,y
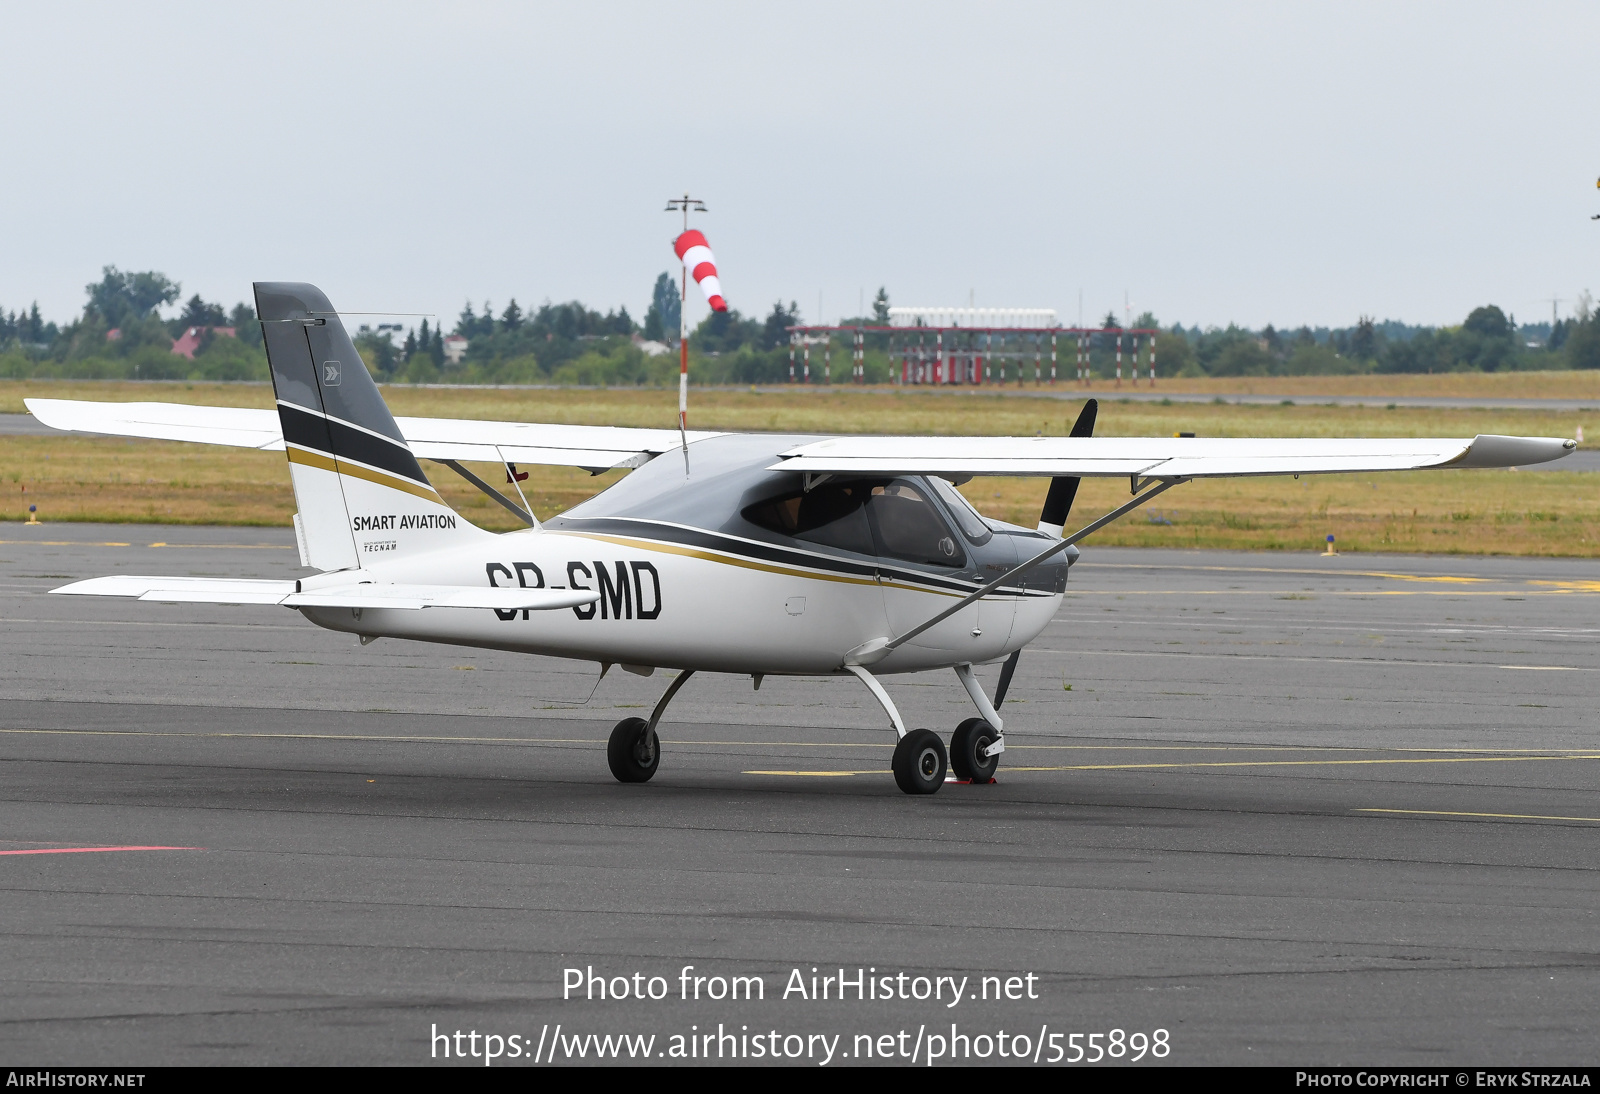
665,193 -> 708,469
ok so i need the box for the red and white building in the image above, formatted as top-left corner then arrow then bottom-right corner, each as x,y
786,306 -> 1160,387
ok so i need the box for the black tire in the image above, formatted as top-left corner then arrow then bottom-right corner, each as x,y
892,729 -> 947,795
950,718 -> 1000,783
607,717 -> 659,783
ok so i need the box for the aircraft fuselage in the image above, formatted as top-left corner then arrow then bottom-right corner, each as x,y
298,434 -> 1071,676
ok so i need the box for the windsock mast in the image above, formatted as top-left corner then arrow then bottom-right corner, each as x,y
665,193 -> 725,472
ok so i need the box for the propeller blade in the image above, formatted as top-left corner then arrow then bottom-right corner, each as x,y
1037,398 -> 1097,536
994,649 -> 1021,710
1069,397 -> 1099,438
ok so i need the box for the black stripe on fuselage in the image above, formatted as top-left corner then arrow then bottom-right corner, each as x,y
278,402 -> 429,486
551,516 -> 1053,598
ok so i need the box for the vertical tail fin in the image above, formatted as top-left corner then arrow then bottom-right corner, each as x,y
254,282 -> 487,571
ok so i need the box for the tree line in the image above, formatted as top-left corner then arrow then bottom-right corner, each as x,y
3,267 -> 1597,385
0,267 -> 265,381
1149,301 -> 1600,377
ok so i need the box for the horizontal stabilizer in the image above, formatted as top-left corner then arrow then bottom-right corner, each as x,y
51,575 -> 597,612
51,576 -> 298,602
27,400 -> 285,450
284,585 -> 596,611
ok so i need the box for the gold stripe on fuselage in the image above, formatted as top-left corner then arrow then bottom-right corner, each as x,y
555,529 -> 1033,600
285,445 -> 442,503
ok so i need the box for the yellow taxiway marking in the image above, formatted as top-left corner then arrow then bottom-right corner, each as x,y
0,727 -> 897,747
998,745 -> 1600,753
0,727 -> 888,749
0,539 -> 290,549
745,770 -> 888,777
1083,563 -> 1503,586
751,752 -> 1600,778
1359,808 -> 1600,824
0,727 -> 606,745
1063,589 -> 1594,597
146,543 -> 294,550
11,728 -> 1598,787
1005,754 -> 1600,773
1034,647 -> 1593,673
7,729 -> 1597,764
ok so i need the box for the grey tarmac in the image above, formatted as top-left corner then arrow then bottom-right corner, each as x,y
1,523 -> 1598,1066
0,413 -> 63,436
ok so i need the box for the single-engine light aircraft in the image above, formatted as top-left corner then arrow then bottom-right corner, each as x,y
28,283 -> 1576,794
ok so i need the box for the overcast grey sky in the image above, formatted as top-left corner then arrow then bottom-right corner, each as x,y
2,1 -> 1596,332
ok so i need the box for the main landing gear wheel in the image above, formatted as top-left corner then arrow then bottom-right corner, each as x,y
607,717 -> 659,784
892,729 -> 948,795
949,718 -> 1000,783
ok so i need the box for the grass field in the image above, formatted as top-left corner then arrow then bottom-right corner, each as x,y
4,379 -> 1595,556
6,370 -> 1600,411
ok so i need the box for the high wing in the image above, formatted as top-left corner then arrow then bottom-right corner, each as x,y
24,398 -> 724,472
25,397 -> 1574,478
51,574 -> 598,611
769,433 -> 1575,477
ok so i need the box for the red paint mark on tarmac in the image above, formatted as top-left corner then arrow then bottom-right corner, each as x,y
0,846 -> 202,856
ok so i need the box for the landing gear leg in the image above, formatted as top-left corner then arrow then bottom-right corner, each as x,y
845,665 -> 947,795
951,662 -> 1005,784
844,664 -> 906,740
606,670 -> 695,784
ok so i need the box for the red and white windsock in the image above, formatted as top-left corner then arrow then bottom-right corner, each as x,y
674,230 -> 728,312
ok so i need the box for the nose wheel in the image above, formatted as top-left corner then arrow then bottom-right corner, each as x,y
950,717 -> 1000,783
892,729 -> 948,794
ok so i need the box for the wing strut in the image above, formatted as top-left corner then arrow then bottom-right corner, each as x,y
845,476 -> 1186,667
431,459 -> 535,527
494,445 -> 539,528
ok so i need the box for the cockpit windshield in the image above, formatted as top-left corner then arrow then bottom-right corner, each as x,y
925,476 -> 994,545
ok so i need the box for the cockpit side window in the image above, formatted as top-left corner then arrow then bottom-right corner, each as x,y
742,477 -> 965,567
866,479 -> 966,567
742,480 -> 876,555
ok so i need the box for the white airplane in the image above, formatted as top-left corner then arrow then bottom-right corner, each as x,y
28,283 -> 1576,795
